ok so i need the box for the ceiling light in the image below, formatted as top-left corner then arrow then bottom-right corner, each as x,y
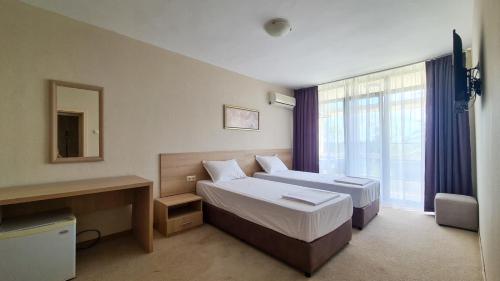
264,18 -> 292,37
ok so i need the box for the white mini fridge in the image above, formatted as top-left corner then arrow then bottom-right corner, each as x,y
0,210 -> 76,281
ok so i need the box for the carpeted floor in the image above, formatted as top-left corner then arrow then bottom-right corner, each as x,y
75,207 -> 482,281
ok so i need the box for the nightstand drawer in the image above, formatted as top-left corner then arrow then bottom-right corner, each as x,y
167,211 -> 202,235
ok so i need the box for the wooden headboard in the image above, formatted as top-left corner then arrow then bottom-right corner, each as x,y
159,148 -> 292,197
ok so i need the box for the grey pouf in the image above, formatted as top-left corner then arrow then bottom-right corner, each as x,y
434,193 -> 478,231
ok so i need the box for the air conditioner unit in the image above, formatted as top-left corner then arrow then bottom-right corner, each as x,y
269,92 -> 296,109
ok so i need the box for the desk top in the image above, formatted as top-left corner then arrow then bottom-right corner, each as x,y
0,176 -> 152,206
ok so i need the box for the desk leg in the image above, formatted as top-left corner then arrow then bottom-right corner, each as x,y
132,184 -> 153,253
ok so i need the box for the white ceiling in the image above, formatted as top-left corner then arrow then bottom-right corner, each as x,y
22,0 -> 473,88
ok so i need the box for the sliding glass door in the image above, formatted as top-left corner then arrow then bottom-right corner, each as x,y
319,63 -> 426,210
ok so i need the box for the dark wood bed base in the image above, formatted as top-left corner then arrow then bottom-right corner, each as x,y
352,199 -> 380,229
203,202 -> 352,277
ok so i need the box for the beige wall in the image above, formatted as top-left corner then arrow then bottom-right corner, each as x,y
0,0 -> 292,238
472,0 -> 500,280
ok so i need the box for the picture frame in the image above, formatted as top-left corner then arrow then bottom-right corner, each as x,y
223,104 -> 260,131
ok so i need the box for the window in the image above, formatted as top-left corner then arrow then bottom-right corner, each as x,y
319,63 -> 426,209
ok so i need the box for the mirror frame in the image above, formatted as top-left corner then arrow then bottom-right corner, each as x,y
50,80 -> 104,163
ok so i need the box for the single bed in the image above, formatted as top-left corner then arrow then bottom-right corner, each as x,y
197,177 -> 353,276
254,170 -> 380,229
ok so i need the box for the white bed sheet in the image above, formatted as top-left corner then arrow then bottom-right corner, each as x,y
196,177 -> 352,242
253,170 -> 380,208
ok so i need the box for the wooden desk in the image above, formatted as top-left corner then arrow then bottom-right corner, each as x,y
0,175 -> 153,253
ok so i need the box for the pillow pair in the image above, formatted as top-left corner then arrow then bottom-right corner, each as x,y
202,155 -> 288,183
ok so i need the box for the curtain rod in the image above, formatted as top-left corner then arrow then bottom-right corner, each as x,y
318,52 -> 452,86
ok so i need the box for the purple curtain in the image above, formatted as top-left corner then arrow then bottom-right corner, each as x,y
293,86 -> 319,172
424,55 -> 473,212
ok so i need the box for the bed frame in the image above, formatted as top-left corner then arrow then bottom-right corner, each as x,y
353,199 -> 380,229
204,202 -> 352,276
159,149 -> 352,276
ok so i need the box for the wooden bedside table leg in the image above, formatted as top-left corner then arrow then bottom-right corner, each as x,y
132,184 -> 153,253
154,200 -> 168,236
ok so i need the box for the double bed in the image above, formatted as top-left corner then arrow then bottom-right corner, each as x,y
254,170 -> 380,229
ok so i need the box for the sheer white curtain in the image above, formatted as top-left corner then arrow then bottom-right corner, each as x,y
319,63 -> 426,210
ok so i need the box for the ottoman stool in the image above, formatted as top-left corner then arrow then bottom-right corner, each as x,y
434,193 -> 478,231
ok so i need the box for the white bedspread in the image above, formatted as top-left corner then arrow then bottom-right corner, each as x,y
254,170 -> 380,208
196,177 -> 352,242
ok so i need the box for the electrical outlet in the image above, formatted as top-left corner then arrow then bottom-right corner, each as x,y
186,175 -> 197,182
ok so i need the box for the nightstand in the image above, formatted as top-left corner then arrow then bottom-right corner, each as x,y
154,193 -> 203,237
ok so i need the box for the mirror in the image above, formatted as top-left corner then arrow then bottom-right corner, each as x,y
50,80 -> 103,163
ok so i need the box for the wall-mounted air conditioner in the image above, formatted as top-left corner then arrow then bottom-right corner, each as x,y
269,92 -> 296,109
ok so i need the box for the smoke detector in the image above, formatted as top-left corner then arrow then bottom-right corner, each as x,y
264,18 -> 292,37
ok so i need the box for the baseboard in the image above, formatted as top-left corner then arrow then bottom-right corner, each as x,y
479,232 -> 487,281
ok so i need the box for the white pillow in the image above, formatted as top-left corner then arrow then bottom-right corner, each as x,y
202,159 -> 247,183
255,155 -> 288,174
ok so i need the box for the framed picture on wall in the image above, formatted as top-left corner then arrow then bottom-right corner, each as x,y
223,104 -> 260,131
